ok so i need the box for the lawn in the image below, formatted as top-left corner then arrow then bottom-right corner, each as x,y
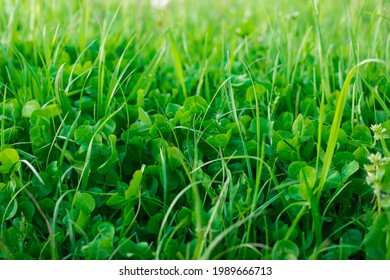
0,0 -> 389,260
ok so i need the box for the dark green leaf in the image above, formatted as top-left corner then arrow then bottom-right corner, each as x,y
276,137 -> 298,162
341,229 -> 362,259
138,107 -> 152,126
147,213 -> 163,234
183,96 -> 208,114
206,131 -> 231,149
31,172 -> 54,197
245,84 -> 266,103
275,112 -> 294,131
363,212 -> 390,260
249,117 -> 272,139
351,125 -> 372,146
76,210 -> 90,232
165,103 -> 181,118
106,194 -> 128,208
18,201 -> 35,222
44,104 -> 62,118
341,160 -> 359,182
334,152 -> 355,170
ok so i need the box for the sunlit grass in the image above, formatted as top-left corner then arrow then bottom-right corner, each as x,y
0,0 -> 389,260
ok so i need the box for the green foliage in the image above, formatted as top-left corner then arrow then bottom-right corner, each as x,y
363,212 -> 390,260
0,0 -> 389,260
0,149 -> 20,173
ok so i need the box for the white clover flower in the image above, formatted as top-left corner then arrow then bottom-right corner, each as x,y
364,163 -> 376,174
370,124 -> 388,141
367,152 -> 388,166
364,163 -> 379,187
365,152 -> 389,201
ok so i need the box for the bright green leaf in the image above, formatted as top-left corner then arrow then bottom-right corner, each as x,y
353,146 -> 370,167
351,125 -> 372,146
74,192 -> 96,214
0,148 -> 20,173
324,170 -> 342,189
276,137 -> 298,162
381,162 -> 390,193
44,104 -> 62,118
292,114 -> 314,142
22,100 -> 41,118
31,172 -> 54,197
126,169 -> 143,200
138,107 -> 152,126
298,166 -> 316,188
334,152 -> 355,170
76,210 -> 90,232
341,229 -> 362,259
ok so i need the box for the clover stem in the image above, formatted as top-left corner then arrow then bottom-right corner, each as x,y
380,138 -> 390,157
374,184 -> 382,214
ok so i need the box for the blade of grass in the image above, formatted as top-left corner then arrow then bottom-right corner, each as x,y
169,32 -> 187,99
316,59 -> 385,199
96,2 -> 123,119
315,59 -> 385,247
200,192 -> 281,260
128,41 -> 166,102
225,57 -> 253,180
156,181 -> 207,260
1,86 -> 6,151
312,0 -> 331,102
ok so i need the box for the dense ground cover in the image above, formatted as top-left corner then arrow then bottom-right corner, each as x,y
0,0 -> 389,260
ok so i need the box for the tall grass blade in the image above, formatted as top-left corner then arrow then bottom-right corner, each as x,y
170,33 -> 187,99
316,59 -> 385,200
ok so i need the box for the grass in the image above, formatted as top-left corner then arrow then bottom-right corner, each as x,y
0,0 -> 389,260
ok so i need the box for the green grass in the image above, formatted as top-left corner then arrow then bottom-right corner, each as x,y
0,0 -> 389,260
